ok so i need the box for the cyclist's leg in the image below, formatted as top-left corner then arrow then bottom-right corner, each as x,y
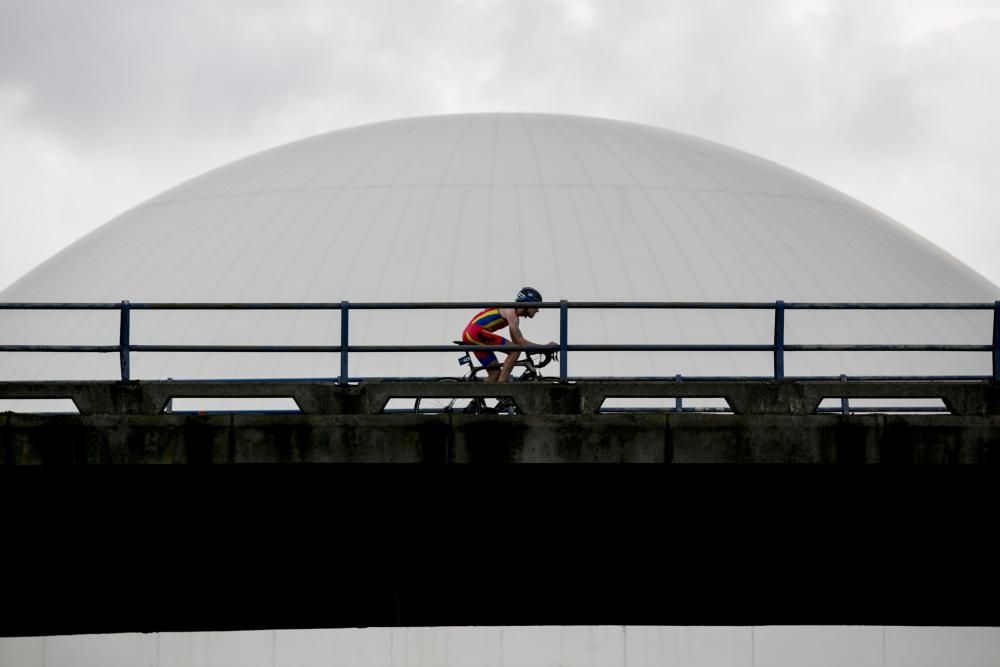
498,349 -> 520,382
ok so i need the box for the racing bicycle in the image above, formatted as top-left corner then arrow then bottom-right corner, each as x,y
413,342 -> 559,414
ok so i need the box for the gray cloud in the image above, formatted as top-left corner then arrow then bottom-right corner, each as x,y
1,0 -> 998,290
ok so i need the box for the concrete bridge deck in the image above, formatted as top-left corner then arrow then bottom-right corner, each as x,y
2,378 -> 999,416
2,379 -> 998,463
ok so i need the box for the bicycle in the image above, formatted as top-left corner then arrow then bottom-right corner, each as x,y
414,342 -> 559,414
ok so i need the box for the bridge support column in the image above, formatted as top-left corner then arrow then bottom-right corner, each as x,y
71,383 -> 164,415
291,385 -> 365,414
511,383 -> 582,415
723,383 -> 821,416
938,384 -> 1000,417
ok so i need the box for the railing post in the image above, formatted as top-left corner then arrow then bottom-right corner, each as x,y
773,300 -> 785,379
119,300 -> 130,382
559,300 -> 568,383
675,373 -> 682,413
340,301 -> 349,385
993,301 -> 999,382
840,374 -> 849,415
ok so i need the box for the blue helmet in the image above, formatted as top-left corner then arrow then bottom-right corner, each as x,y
515,287 -> 543,303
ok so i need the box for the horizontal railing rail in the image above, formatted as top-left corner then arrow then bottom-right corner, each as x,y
0,301 -> 995,310
1,300 -> 998,383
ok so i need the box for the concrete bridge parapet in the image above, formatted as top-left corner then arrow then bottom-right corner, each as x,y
3,380 -> 999,464
1,379 -> 998,417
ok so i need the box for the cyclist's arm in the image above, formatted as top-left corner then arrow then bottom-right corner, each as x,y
500,308 -> 533,346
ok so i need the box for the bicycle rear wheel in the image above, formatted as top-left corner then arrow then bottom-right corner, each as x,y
414,378 -> 470,414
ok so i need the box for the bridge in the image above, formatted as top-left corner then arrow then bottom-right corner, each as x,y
2,299 -> 998,463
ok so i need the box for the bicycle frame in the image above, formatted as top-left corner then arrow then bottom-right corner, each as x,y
457,347 -> 553,381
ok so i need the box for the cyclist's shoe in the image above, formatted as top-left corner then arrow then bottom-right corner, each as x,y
463,400 -> 479,414
496,397 -> 516,414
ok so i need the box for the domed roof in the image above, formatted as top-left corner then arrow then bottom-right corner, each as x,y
2,113 -> 997,381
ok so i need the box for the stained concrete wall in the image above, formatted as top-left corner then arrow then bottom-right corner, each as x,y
4,379 -> 998,463
5,412 -> 1000,464
2,627 -> 1000,667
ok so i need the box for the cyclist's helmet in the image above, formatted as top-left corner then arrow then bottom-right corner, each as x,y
515,287 -> 543,303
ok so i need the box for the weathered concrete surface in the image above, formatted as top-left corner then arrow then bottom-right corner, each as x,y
3,412 -> 999,464
2,379 -> 999,416
3,380 -> 998,463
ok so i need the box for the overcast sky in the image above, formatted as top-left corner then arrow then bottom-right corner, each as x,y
1,0 -> 998,293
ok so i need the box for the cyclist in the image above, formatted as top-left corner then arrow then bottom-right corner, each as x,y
462,287 -> 553,384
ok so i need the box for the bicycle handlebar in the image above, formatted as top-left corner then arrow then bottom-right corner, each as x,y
525,349 -> 557,369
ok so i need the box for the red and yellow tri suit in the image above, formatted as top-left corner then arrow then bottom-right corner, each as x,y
462,307 -> 511,366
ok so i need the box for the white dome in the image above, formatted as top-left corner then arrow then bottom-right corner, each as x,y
2,113 -> 997,381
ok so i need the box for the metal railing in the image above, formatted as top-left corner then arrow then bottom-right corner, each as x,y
1,300 -> 998,383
